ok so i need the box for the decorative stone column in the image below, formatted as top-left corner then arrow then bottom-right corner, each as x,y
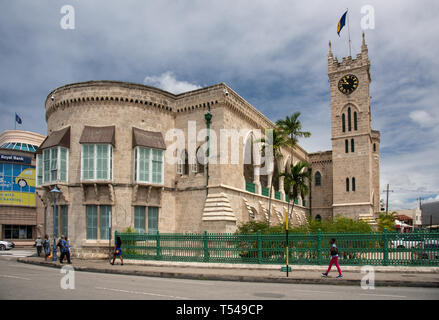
253,165 -> 261,194
279,175 -> 285,201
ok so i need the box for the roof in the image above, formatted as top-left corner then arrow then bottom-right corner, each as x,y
394,214 -> 413,221
79,126 -> 115,146
132,127 -> 166,150
38,126 -> 70,152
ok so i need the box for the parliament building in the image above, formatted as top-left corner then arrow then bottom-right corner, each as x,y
35,34 -> 380,257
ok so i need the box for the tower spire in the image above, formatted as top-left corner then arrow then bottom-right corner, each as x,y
328,41 -> 333,58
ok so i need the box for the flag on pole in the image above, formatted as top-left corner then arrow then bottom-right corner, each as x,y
15,113 -> 22,124
337,10 -> 348,36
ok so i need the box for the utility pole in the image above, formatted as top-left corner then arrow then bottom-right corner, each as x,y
383,184 -> 394,214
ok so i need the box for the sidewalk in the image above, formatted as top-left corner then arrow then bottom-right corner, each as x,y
17,256 -> 439,288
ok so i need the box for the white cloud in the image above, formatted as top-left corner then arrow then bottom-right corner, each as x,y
143,72 -> 201,94
409,110 -> 438,128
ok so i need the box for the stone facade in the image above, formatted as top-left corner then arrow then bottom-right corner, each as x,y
310,33 -> 380,224
37,36 -> 380,257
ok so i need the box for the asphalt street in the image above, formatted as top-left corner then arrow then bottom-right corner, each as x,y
0,257 -> 438,300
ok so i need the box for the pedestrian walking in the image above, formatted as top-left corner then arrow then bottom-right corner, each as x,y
35,236 -> 42,257
58,236 -> 70,264
43,234 -> 51,261
110,236 -> 123,265
64,236 -> 71,264
322,238 -> 343,279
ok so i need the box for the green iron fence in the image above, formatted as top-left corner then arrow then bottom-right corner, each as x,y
115,230 -> 439,266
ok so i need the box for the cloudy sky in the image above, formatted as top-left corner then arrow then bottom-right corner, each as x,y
0,1 -> 438,210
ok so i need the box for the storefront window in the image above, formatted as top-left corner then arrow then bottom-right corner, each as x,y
3,225 -> 33,239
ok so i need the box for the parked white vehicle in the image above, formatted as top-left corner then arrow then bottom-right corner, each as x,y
0,240 -> 15,250
389,236 -> 423,249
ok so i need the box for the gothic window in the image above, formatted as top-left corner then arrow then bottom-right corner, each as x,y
348,107 -> 352,131
342,114 -> 346,133
373,143 -> 376,152
351,139 -> 355,152
315,171 -> 322,186
345,140 -> 349,153
354,112 -> 358,131
352,177 -> 356,192
243,136 -> 254,183
346,178 -> 350,192
177,149 -> 189,175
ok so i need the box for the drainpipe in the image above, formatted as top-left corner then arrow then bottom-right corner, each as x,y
309,168 -> 312,219
204,111 -> 212,196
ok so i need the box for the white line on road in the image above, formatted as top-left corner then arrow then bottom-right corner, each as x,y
95,286 -> 190,300
0,275 -> 31,281
359,293 -> 407,298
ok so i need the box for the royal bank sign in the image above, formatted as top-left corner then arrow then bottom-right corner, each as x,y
0,154 -> 32,164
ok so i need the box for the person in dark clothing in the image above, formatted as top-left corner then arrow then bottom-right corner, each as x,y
43,234 -> 51,261
110,236 -> 123,265
59,236 -> 70,264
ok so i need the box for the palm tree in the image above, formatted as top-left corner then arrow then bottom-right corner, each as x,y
276,112 -> 311,146
259,112 -> 310,228
258,128 -> 291,228
282,161 -> 311,225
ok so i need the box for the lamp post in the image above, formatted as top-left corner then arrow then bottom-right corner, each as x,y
50,185 -> 61,261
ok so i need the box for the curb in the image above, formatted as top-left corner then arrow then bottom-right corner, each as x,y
16,258 -> 439,288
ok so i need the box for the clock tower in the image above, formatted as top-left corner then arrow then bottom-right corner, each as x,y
328,33 -> 380,220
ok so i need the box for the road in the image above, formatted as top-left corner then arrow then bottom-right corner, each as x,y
0,256 -> 438,300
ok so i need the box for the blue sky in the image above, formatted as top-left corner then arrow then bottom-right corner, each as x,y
0,1 -> 438,210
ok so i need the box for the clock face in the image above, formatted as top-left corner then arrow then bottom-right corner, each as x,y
338,74 -> 359,95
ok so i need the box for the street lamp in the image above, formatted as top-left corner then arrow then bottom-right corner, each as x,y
50,185 -> 61,261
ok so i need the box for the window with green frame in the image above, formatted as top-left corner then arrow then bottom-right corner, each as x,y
134,206 -> 146,233
134,146 -> 163,184
86,205 -> 112,240
37,146 -> 68,185
81,144 -> 113,181
148,207 -> 159,234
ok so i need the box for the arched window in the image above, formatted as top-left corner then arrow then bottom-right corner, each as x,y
346,178 -> 350,192
315,171 -> 322,186
315,215 -> 322,221
348,107 -> 352,131
373,143 -> 376,152
342,114 -> 346,133
345,139 -> 349,153
195,146 -> 205,174
352,177 -> 356,191
351,139 -> 355,152
177,149 -> 189,175
354,112 -> 358,131
243,135 -> 254,183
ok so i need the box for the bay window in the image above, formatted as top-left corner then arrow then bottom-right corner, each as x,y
37,146 -> 68,185
81,144 -> 113,181
134,146 -> 163,184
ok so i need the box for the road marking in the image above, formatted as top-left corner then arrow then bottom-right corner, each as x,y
0,275 -> 31,281
359,293 -> 407,298
95,286 -> 190,300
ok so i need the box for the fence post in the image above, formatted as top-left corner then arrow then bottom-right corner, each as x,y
156,231 -> 161,260
203,231 -> 210,262
257,230 -> 262,264
317,229 -> 322,265
383,228 -> 388,266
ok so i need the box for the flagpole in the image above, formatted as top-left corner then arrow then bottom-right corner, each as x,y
347,8 -> 352,57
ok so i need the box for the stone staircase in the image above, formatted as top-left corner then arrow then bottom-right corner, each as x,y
359,213 -> 378,228
202,192 -> 236,222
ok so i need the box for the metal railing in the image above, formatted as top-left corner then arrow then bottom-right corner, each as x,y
115,230 -> 439,266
